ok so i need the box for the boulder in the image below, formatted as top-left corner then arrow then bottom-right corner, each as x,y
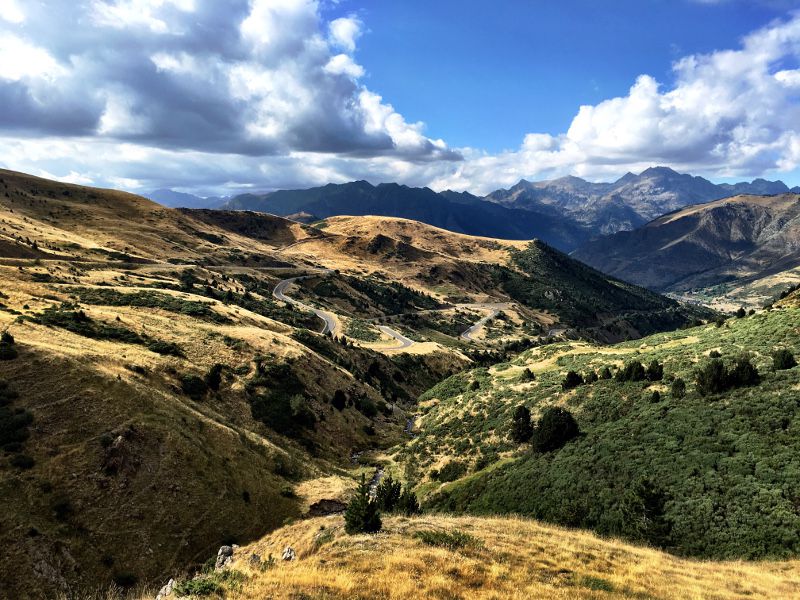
155,578 -> 174,599
282,547 -> 296,561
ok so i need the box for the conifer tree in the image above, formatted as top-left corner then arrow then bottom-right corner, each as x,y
345,474 -> 382,534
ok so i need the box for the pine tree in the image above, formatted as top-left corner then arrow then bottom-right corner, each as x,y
510,405 -> 533,443
344,474 -> 382,534
397,487 -> 421,516
375,474 -> 402,512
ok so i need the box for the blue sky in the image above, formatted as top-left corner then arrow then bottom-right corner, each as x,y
0,0 -> 799,194
334,0 -> 799,152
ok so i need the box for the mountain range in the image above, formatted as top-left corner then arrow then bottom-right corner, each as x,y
220,180 -> 590,251
195,168 -> 797,249
572,193 -> 800,304
486,167 -> 800,235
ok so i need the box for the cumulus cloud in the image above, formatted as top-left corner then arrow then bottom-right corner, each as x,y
0,3 -> 800,196
0,0 -> 455,161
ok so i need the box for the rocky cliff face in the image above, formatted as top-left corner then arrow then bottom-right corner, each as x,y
487,167 -> 791,235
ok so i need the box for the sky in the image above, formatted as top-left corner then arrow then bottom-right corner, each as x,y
0,0 -> 800,196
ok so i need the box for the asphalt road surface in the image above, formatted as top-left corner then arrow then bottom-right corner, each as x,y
272,271 -> 338,336
376,325 -> 415,349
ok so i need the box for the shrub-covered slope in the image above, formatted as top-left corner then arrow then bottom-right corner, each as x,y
397,306 -> 800,559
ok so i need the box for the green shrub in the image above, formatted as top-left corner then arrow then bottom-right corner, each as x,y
531,407 -> 579,452
561,370 -> 583,390
584,370 -> 599,384
205,364 -> 224,392
645,360 -> 664,382
773,349 -> 797,370
332,390 -> 347,411
344,474 -> 381,534
671,377 -> 686,399
0,331 -> 14,345
147,340 -> 184,357
616,361 -> 646,382
695,356 -> 760,396
180,375 -> 208,400
375,474 -> 402,512
599,366 -> 613,380
0,344 -> 17,360
397,487 -> 421,516
436,460 -> 468,482
510,405 -> 533,443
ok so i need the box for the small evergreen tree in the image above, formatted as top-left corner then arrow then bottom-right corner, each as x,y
695,359 -> 728,396
645,360 -> 663,382
561,370 -> 583,390
616,361 -> 646,382
375,474 -> 402,512
531,407 -> 579,452
736,307 -> 746,318
344,474 -> 382,535
584,370 -> 599,384
397,487 -> 421,516
204,364 -> 224,392
599,366 -> 613,380
773,349 -> 797,370
510,405 -> 533,443
520,368 -> 536,382
671,377 -> 686,399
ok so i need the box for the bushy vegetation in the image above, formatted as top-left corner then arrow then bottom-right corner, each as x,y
0,330 -> 17,360
25,304 -> 184,356
510,405 -> 533,443
773,349 -> 797,370
345,474 -> 382,534
0,379 -> 34,466
412,529 -> 482,550
695,356 -> 759,396
376,474 -> 422,516
561,370 -> 583,390
531,407 -> 579,452
408,309 -> 800,559
71,288 -> 231,324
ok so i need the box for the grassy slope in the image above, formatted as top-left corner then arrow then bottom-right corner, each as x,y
131,514 -> 800,600
396,306 -> 800,559
0,171 -> 465,598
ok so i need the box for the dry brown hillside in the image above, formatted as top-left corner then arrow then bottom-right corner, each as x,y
0,170 -> 465,598
142,514 -> 800,600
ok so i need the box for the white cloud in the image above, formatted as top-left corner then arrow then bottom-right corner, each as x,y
324,54 -> 365,78
0,33 -> 64,81
0,0 -> 24,24
0,2 -> 799,195
329,16 -> 362,53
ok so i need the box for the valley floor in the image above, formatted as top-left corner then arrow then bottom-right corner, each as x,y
130,514 -> 800,600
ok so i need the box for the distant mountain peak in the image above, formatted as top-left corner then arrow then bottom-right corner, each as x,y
640,166 -> 680,177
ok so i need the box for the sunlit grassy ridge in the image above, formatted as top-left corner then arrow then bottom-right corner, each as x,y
396,307 -> 800,559
140,514 -> 800,600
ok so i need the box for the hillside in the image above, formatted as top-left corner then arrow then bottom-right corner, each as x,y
394,305 -> 800,560
141,514 -> 800,600
487,167 -> 792,235
572,194 -> 800,306
0,170 -> 466,598
0,169 -> 714,598
220,181 -> 590,252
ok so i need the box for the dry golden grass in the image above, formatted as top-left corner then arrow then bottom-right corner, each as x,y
320,215 -> 530,262
203,514 -> 800,600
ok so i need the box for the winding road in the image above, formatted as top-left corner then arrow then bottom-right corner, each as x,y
272,271 -> 556,350
376,325 -> 415,349
272,270 -> 339,336
459,303 -> 510,342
